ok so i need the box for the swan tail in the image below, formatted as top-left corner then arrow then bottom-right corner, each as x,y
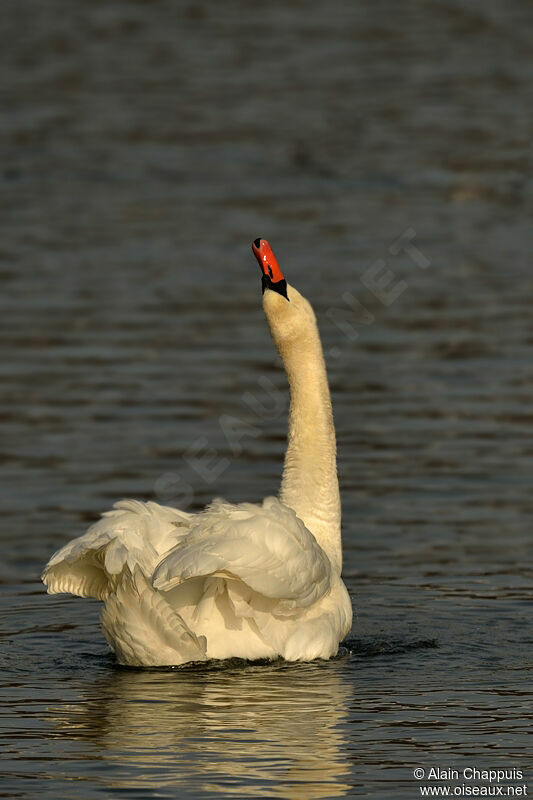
101,568 -> 207,667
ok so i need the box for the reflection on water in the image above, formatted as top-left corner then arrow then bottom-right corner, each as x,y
49,661 -> 352,798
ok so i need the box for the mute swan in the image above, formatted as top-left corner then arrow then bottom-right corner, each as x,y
42,239 -> 353,666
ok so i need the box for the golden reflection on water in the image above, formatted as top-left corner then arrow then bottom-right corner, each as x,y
49,660 -> 353,798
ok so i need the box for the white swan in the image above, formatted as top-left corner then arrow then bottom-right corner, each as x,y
42,238 -> 353,666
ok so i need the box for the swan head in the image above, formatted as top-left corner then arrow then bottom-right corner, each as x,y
252,238 -> 317,348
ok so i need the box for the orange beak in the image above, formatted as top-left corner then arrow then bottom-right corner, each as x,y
252,238 -> 285,283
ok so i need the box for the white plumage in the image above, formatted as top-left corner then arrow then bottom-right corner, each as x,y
42,239 -> 353,666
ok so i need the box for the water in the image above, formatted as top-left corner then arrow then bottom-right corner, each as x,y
1,0 -> 532,797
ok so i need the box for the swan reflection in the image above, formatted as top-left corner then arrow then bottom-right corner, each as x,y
50,659 -> 353,798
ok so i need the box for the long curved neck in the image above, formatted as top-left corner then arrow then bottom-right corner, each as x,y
277,322 -> 342,573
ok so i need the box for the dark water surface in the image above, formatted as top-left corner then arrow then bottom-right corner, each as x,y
1,0 -> 532,797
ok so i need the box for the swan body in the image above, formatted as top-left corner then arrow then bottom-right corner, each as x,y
42,239 -> 353,666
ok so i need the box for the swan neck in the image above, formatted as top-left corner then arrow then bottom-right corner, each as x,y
277,322 -> 342,572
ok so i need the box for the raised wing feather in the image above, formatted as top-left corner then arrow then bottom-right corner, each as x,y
153,496 -> 332,610
42,500 -> 191,600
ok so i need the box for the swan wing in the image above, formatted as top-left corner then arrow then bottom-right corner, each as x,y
42,500 -> 192,600
153,496 -> 332,610
100,568 -> 207,666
